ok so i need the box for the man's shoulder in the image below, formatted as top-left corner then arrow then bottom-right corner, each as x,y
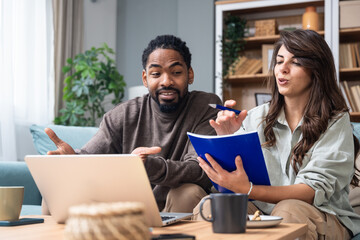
105,95 -> 148,117
189,90 -> 221,103
185,91 -> 221,118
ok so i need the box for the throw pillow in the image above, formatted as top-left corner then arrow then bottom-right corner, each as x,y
29,124 -> 98,155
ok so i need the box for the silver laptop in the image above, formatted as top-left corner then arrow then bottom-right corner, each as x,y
25,154 -> 192,226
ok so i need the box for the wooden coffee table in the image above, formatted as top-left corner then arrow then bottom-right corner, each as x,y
0,215 -> 307,240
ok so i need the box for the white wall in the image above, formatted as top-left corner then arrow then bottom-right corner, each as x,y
116,0 -> 178,100
177,0 -> 215,93
84,0 -> 216,98
83,0 -> 117,51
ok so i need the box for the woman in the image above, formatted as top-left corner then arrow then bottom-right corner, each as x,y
195,30 -> 360,239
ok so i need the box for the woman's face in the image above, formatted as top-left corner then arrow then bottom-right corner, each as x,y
274,45 -> 312,100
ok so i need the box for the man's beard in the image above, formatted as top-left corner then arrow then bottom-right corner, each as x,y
152,87 -> 186,113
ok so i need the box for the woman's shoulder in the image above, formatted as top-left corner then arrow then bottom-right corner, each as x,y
242,103 -> 270,130
247,103 -> 270,118
328,111 -> 351,130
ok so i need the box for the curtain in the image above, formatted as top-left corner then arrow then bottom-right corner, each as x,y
0,0 -> 54,161
53,0 -> 83,117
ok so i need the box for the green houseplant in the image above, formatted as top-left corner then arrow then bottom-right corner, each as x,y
221,14 -> 247,79
54,43 -> 126,126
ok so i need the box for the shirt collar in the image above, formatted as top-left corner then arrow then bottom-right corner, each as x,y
276,107 -> 304,131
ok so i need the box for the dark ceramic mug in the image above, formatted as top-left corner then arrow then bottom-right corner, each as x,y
199,193 -> 248,233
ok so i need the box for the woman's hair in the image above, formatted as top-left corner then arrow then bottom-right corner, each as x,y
264,29 -> 359,186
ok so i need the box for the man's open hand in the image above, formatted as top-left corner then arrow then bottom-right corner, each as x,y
131,146 -> 161,163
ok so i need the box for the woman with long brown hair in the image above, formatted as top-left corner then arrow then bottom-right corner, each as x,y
195,29 -> 360,239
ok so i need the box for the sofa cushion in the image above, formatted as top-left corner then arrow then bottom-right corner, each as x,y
29,124 -> 98,155
349,186 -> 360,215
352,122 -> 360,141
350,122 -> 360,218
0,161 -> 41,205
20,205 -> 42,216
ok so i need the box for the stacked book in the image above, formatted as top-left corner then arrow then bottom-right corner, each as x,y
340,80 -> 360,112
339,42 -> 360,69
227,56 -> 262,78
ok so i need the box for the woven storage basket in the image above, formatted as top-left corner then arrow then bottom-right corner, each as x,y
64,202 -> 150,240
255,19 -> 277,36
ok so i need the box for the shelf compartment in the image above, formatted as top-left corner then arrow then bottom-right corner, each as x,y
243,30 -> 324,49
339,27 -> 360,42
340,68 -> 360,79
225,73 -> 270,84
350,112 -> 360,122
220,1 -> 324,14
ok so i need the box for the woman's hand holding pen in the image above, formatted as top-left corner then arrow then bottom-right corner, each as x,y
198,153 -> 251,194
209,100 -> 247,135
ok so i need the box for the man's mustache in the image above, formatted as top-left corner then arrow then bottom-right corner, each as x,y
155,87 -> 180,96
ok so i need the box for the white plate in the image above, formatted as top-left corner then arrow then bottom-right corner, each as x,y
247,215 -> 283,228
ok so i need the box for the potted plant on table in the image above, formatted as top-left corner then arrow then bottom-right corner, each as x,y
54,43 -> 126,126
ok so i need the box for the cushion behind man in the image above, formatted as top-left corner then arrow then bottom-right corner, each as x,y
29,124 -> 98,155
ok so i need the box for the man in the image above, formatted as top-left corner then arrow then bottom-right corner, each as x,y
45,35 -> 222,212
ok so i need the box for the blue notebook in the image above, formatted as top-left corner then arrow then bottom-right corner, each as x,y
187,131 -> 270,193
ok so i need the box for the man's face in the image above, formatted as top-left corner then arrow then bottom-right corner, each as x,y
142,48 -> 194,113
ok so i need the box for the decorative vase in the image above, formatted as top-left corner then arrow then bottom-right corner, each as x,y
302,6 -> 319,31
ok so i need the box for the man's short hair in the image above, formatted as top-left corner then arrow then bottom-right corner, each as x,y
142,35 -> 192,70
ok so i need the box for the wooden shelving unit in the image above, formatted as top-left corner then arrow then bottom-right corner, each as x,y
216,0 -> 327,110
243,30 -> 324,47
338,23 -> 360,121
350,112 -> 360,122
339,27 -> 360,42
216,0 -> 360,122
226,73 -> 269,84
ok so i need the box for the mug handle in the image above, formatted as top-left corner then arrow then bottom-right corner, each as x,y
199,196 -> 213,222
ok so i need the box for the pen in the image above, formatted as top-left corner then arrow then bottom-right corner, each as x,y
208,104 -> 241,115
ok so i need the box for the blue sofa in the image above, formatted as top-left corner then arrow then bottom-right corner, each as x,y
0,161 -> 42,215
0,124 -> 98,216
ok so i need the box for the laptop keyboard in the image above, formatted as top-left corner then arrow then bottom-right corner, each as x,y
161,215 -> 176,221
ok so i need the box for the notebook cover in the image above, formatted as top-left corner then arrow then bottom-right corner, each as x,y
188,131 -> 271,193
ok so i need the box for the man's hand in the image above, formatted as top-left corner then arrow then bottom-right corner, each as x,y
131,146 -> 161,163
45,128 -> 75,155
209,100 -> 247,135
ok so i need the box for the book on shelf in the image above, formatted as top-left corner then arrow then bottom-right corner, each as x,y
228,56 -> 247,76
244,58 -> 262,75
339,43 -> 350,69
187,131 -> 271,193
351,44 -> 357,68
354,43 -> 360,68
340,81 -> 354,112
350,85 -> 360,112
339,42 -> 360,69
227,56 -> 262,77
235,58 -> 253,75
343,80 -> 360,112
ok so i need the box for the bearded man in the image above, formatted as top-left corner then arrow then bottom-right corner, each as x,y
45,35 -> 222,212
